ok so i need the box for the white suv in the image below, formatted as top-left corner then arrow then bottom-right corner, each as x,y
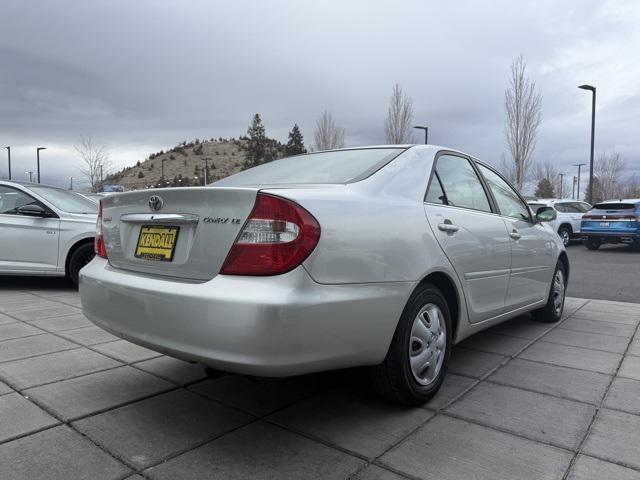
527,199 -> 591,246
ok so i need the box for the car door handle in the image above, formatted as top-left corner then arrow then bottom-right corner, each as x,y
438,222 -> 459,233
509,230 -> 522,240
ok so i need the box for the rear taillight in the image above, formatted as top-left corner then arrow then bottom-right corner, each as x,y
220,193 -> 320,275
95,201 -> 108,258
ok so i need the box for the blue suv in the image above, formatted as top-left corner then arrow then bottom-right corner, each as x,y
581,199 -> 640,249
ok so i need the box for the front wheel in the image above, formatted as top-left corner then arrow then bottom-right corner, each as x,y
532,261 -> 566,323
558,226 -> 572,247
68,243 -> 95,287
370,284 -> 452,405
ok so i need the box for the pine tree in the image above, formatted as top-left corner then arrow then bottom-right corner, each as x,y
245,113 -> 266,167
534,177 -> 555,198
285,124 -> 307,156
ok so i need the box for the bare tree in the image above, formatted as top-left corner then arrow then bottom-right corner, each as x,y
504,55 -> 542,191
75,135 -> 110,192
384,83 -> 414,144
313,111 -> 345,151
621,174 -> 640,199
593,151 -> 625,201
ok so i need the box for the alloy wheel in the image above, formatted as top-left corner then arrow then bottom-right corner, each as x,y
552,269 -> 565,315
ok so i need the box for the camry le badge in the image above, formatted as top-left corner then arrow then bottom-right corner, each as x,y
148,195 -> 164,212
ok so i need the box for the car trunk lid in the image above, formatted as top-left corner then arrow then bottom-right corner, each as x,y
101,187 -> 258,281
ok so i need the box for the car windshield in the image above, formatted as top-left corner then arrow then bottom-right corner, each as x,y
26,185 -> 98,214
213,148 -> 405,186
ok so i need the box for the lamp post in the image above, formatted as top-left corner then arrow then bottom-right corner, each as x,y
203,158 -> 208,184
559,173 -> 566,198
573,163 -> 586,202
69,177 -> 73,190
161,158 -> 167,183
36,147 -> 46,184
572,176 -> 577,199
5,146 -> 10,180
25,171 -> 34,182
578,85 -> 596,204
413,126 -> 429,144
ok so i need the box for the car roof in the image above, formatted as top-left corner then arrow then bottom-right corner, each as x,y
0,180 -> 68,192
596,198 -> 640,204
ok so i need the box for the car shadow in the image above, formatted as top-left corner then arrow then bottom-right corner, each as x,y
0,275 -> 76,291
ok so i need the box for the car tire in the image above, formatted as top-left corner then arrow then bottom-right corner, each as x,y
370,283 -> 452,406
68,243 -> 95,287
532,261 -> 566,323
584,240 -> 601,250
558,226 -> 572,247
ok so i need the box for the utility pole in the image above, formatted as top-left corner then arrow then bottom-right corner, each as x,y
5,146 -> 10,180
413,126 -> 429,144
36,147 -> 46,183
203,158 -> 208,184
559,173 -> 566,198
26,171 -> 34,182
573,163 -> 586,202
572,176 -> 577,199
69,177 -> 73,190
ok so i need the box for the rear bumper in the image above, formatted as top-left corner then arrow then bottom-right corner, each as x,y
79,258 -> 414,377
581,232 -> 640,244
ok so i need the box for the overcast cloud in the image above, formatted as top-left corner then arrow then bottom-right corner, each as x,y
1,0 -> 639,191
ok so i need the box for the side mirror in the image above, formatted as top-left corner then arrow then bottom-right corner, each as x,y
536,206 -> 557,223
17,204 -> 47,217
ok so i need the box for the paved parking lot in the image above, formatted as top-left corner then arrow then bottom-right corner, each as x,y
1,282 -> 640,480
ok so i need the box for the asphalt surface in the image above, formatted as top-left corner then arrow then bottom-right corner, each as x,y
566,242 -> 639,303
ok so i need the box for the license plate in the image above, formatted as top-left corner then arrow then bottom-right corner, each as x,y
135,225 -> 180,261
599,222 -> 610,228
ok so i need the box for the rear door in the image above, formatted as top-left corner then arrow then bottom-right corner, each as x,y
476,164 -> 553,308
424,153 -> 511,323
0,185 -> 60,272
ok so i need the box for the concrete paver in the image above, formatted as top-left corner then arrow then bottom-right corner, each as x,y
542,328 -> 630,353
447,348 -> 506,378
0,392 -> 59,443
133,356 -> 208,385
618,355 -> 640,381
583,409 -> 640,470
0,334 -> 78,363
93,339 -> 163,364
568,455 -> 640,480
0,322 -> 42,341
604,377 -> 640,415
27,313 -> 93,332
144,421 -> 365,480
0,426 -> 130,480
73,389 -> 252,469
380,415 -> 572,480
519,341 -> 622,375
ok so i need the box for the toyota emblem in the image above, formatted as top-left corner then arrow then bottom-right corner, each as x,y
148,195 -> 164,211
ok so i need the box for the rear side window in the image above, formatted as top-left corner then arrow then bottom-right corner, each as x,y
554,203 -> 568,213
0,186 -> 39,215
425,155 -> 491,213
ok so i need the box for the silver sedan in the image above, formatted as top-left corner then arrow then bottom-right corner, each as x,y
80,145 -> 567,405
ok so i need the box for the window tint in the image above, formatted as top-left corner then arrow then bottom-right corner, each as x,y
428,155 -> 491,212
0,186 -> 39,215
554,203 -> 568,213
425,173 -> 447,205
577,202 -> 592,213
477,164 -> 530,221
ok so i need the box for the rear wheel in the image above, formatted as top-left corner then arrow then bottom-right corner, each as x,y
371,283 -> 452,405
558,226 -> 572,246
532,261 -> 566,323
584,239 -> 601,250
68,243 -> 95,287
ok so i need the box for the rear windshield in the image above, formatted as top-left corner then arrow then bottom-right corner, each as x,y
213,148 -> 404,186
26,185 -> 98,214
593,203 -> 636,210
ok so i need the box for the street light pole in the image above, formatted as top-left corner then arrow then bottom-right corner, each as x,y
161,158 -> 166,184
25,171 -> 34,182
578,85 -> 596,204
36,147 -> 46,184
559,173 -> 566,198
203,158 -> 208,185
572,176 -> 577,199
69,177 -> 73,190
5,146 -> 10,180
413,126 -> 429,144
573,163 -> 586,201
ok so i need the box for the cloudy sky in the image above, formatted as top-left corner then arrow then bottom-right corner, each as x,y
1,0 -> 639,192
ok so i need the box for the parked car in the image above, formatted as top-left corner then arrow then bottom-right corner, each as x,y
80,145 -> 567,405
581,199 -> 640,249
0,181 -> 97,286
527,199 -> 591,246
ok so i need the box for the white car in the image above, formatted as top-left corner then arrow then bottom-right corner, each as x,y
0,181 -> 97,286
81,145 -> 567,405
527,199 -> 591,246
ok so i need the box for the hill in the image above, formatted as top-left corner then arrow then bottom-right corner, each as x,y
106,137 -> 271,190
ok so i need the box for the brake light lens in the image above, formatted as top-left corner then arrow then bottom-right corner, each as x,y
95,200 -> 108,258
220,193 -> 320,275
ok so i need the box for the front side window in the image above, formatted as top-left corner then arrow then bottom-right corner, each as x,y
0,186 -> 40,215
477,164 -> 531,221
426,155 -> 491,213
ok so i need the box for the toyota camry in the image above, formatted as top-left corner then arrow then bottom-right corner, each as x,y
80,145 -> 567,405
